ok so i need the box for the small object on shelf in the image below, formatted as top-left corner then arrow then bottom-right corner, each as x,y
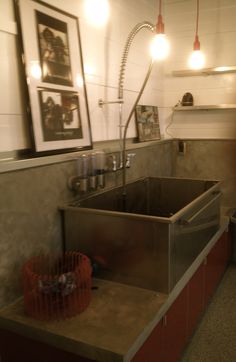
181,92 -> 194,106
22,252 -> 92,320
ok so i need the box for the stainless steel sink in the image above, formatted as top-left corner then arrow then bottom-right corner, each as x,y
60,177 -> 221,293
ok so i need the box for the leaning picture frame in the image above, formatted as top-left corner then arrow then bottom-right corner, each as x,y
15,0 -> 92,153
135,105 -> 161,142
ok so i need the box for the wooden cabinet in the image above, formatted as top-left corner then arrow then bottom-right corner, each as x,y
132,320 -> 162,362
133,286 -> 188,362
187,262 -> 205,338
133,230 -> 231,362
161,286 -> 188,362
0,329 -> 94,362
204,231 -> 231,305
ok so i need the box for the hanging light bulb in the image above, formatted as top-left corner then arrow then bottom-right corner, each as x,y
84,0 -> 110,27
150,0 -> 170,60
188,0 -> 205,69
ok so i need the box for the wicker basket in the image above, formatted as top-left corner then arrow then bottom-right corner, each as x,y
22,252 -> 92,320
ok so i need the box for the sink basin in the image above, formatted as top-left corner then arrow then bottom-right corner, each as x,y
60,177 -> 221,293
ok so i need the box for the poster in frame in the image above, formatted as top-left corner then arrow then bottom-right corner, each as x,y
15,0 -> 92,154
135,105 -> 161,142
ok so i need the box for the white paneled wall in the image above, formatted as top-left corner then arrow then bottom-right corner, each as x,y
0,0 -> 163,152
0,13 -> 30,151
2,0 -> 235,151
163,0 -> 236,139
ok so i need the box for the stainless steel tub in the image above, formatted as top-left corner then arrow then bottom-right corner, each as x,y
60,177 -> 221,293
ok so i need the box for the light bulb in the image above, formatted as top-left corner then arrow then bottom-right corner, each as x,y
76,74 -> 84,87
84,0 -> 110,27
188,49 -> 205,70
150,33 -> 170,60
30,61 -> 42,79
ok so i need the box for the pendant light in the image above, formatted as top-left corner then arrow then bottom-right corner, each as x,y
189,0 -> 205,69
150,0 -> 170,60
84,0 -> 110,27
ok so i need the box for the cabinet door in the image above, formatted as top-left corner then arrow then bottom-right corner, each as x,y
221,231 -> 232,270
132,321 -> 162,362
187,262 -> 205,338
0,329 -> 94,362
161,286 -> 188,362
204,231 -> 230,305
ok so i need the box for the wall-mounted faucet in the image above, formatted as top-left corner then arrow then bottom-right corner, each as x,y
107,153 -> 136,172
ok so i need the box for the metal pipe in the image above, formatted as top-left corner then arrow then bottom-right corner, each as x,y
116,21 -> 156,205
122,59 -> 154,202
118,21 -> 155,100
98,99 -> 124,107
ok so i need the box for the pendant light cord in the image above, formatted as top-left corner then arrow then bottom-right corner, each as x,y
195,0 -> 199,36
159,0 -> 162,15
157,0 -> 164,34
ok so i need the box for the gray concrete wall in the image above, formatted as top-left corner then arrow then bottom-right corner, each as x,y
173,140 -> 236,207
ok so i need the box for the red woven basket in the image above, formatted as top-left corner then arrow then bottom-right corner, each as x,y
22,252 -> 92,320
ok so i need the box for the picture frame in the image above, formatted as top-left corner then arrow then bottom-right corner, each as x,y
135,105 -> 161,142
15,0 -> 92,153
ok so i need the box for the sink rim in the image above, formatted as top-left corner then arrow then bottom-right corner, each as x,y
61,176 -> 222,224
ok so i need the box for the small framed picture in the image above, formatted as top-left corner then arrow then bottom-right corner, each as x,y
15,0 -> 92,153
135,105 -> 161,142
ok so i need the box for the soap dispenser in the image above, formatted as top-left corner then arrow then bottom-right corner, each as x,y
95,151 -> 106,188
88,152 -> 98,190
77,154 -> 89,193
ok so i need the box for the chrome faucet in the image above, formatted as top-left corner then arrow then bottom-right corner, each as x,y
108,153 -> 136,172
117,22 -> 156,203
97,21 -> 156,206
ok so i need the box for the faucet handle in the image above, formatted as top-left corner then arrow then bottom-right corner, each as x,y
126,153 -> 136,168
108,154 -> 117,172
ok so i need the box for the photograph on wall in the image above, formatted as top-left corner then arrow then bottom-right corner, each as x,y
38,88 -> 82,142
15,0 -> 92,153
36,11 -> 73,86
135,105 -> 161,142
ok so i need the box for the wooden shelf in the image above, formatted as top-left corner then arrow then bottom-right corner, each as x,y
173,104 -> 236,111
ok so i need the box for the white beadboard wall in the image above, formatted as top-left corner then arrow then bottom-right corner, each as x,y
0,0 -> 163,152
163,0 -> 236,139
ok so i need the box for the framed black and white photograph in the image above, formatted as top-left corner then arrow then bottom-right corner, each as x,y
36,11 -> 73,86
15,0 -> 92,153
135,105 -> 161,142
38,88 -> 82,142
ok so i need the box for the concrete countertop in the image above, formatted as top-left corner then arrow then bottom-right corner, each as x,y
0,279 -> 167,362
0,215 -> 230,362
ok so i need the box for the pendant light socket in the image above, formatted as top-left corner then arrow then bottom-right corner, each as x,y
193,35 -> 200,51
156,14 -> 164,34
